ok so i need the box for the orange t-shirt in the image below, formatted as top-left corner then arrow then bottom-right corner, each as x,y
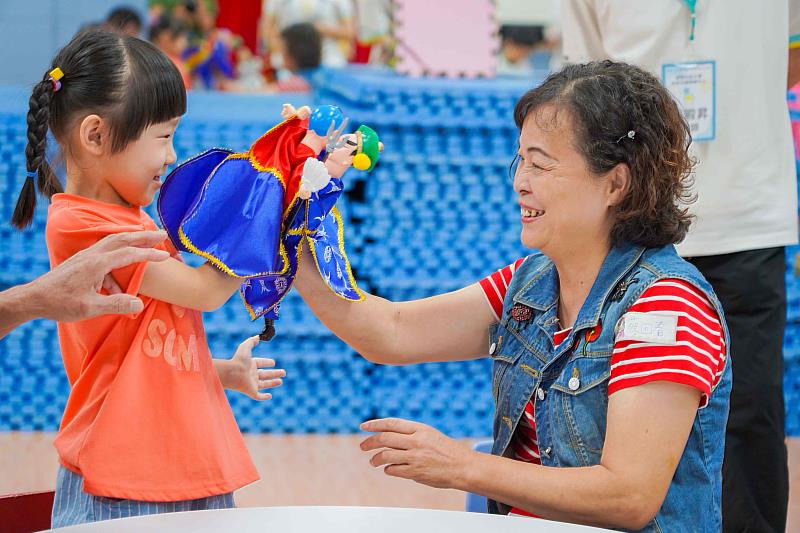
45,193 -> 259,501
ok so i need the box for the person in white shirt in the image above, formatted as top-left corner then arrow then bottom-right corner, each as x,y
560,2 -> 800,531
260,0 -> 355,68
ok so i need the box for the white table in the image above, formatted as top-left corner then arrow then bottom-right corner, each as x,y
50,506 -> 615,532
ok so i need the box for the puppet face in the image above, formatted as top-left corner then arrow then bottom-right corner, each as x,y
324,133 -> 358,178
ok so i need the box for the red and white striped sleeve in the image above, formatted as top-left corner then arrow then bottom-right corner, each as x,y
609,278 -> 726,407
478,258 -> 526,321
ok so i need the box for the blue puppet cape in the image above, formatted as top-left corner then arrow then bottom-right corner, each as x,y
241,177 -> 364,320
157,118 -> 363,321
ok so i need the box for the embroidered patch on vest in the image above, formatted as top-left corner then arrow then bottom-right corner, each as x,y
510,303 -> 533,323
615,312 -> 678,344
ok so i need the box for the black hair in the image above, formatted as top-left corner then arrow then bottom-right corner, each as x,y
500,25 -> 544,47
513,60 -> 695,248
149,14 -> 189,42
11,28 -> 186,229
106,6 -> 143,32
281,23 -> 322,70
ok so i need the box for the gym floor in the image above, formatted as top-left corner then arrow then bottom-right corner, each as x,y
1,433 -> 798,527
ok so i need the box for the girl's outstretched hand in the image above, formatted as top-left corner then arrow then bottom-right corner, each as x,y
227,336 -> 286,400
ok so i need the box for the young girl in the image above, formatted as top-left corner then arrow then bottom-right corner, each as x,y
11,29 -> 285,527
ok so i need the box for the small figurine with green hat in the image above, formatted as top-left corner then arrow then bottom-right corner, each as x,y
352,125 -> 383,172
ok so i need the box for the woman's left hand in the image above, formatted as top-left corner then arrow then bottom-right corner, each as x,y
360,418 -> 475,489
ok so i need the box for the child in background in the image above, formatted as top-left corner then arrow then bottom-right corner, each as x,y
149,15 -> 192,90
105,6 -> 143,37
272,23 -> 321,93
11,29 -> 284,527
260,0 -> 354,68
496,24 -> 544,76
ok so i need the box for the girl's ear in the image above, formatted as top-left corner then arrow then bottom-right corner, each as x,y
78,114 -> 108,156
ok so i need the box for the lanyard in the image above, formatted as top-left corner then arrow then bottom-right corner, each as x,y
681,0 -> 698,41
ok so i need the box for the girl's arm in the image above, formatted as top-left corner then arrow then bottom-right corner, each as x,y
140,262 -> 286,396
139,258 -> 242,312
362,381 -> 701,530
294,246 -> 497,365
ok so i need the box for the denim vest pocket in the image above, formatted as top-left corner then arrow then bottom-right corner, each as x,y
489,322 -> 526,402
547,355 -> 611,465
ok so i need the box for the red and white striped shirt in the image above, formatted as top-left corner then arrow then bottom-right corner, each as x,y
478,260 -> 726,518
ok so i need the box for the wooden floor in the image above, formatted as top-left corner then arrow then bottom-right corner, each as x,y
3,433 -> 800,527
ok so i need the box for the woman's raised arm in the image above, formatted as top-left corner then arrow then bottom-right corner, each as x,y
294,246 -> 496,365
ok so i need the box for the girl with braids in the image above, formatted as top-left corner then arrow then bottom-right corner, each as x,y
12,29 -> 286,526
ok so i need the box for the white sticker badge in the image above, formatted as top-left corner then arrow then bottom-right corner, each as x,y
616,312 -> 678,345
662,61 -> 716,141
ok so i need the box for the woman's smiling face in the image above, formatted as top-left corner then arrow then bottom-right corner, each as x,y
513,105 -> 618,257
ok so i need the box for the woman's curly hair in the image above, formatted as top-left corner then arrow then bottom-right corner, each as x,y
513,60 -> 696,248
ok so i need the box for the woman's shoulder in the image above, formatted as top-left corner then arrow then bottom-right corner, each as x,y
640,245 -> 705,279
478,253 -> 544,320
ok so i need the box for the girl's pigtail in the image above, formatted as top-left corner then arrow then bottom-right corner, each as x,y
12,75 -> 62,229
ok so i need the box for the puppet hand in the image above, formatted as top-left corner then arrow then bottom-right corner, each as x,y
301,157 -> 332,194
281,103 -> 296,119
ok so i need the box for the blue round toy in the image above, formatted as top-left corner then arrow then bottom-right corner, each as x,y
309,105 -> 345,136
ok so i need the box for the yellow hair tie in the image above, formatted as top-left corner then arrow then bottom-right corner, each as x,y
49,68 -> 64,81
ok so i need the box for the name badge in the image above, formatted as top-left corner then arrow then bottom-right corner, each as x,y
662,61 -> 716,141
616,312 -> 678,345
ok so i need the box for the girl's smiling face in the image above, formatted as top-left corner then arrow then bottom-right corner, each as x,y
103,117 -> 180,207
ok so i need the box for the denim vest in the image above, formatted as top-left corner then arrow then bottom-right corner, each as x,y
487,243 -> 731,532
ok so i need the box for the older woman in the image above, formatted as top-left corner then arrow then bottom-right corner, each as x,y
295,60 -> 730,532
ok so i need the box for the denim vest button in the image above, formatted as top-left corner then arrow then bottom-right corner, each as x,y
489,342 -> 497,355
536,388 -> 545,401
542,447 -> 552,458
568,376 -> 580,391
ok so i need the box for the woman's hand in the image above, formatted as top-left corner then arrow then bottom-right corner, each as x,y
359,418 -> 476,490
218,336 -> 286,400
